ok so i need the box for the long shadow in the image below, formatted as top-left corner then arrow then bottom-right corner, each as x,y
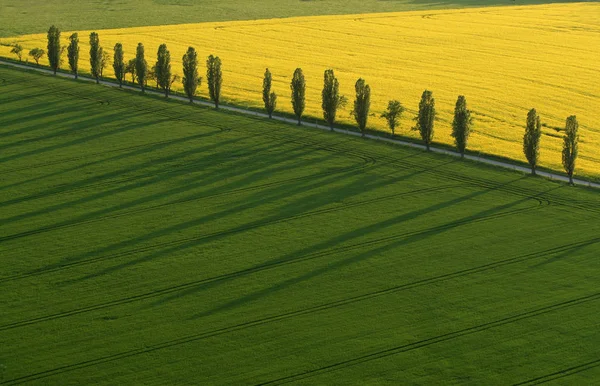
0,110 -> 148,164
192,183 -> 545,319
529,238 -> 600,268
0,129 -> 225,205
0,135 -> 249,229
0,98 -> 79,132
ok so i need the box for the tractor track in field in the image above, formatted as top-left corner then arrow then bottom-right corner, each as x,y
2,259 -> 598,385
0,189 -> 546,331
513,358 -> 600,385
255,291 -> 600,385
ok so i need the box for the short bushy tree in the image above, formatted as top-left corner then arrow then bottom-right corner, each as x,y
10,44 -> 23,61
67,33 -> 79,79
562,115 -> 579,185
135,43 -> 147,92
290,68 -> 306,125
262,68 -> 278,118
47,25 -> 61,74
29,48 -> 44,65
321,69 -> 347,130
523,108 -> 542,175
182,47 -> 200,103
413,90 -> 436,150
89,32 -> 102,84
206,55 -> 222,108
113,43 -> 125,87
100,48 -> 110,77
352,78 -> 371,137
126,58 -> 136,83
381,100 -> 404,135
451,95 -> 472,157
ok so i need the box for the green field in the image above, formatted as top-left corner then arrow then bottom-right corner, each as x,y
1,66 -> 600,384
0,0 -> 593,37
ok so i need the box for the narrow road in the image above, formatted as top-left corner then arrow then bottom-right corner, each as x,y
2,59 -> 599,190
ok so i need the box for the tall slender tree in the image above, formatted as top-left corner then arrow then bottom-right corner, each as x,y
135,43 -> 147,93
290,68 -> 306,125
352,78 -> 371,137
414,90 -> 436,150
206,55 -> 222,108
562,115 -> 579,185
47,25 -> 61,75
380,100 -> 404,136
89,32 -> 102,84
262,68 -> 277,118
155,44 -> 172,97
113,43 -> 125,87
321,69 -> 347,130
182,47 -> 200,103
66,33 -> 79,79
523,108 -> 542,175
451,95 -> 472,158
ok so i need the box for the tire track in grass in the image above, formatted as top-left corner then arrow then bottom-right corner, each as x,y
0,189 -> 544,331
2,281 -> 599,385
513,359 -> 600,385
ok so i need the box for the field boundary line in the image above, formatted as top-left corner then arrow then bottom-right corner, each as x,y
1,60 -> 598,190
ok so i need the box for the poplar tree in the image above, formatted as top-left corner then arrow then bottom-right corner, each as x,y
523,108 -> 542,175
155,44 -> 172,97
135,43 -> 147,93
206,55 -> 222,108
290,68 -> 306,125
380,100 -> 404,135
451,95 -> 472,158
262,68 -> 277,118
67,33 -> 79,79
89,32 -> 102,84
414,90 -> 436,150
113,43 -> 125,87
562,115 -> 579,185
352,78 -> 371,137
47,25 -> 61,75
182,47 -> 200,103
321,69 -> 347,130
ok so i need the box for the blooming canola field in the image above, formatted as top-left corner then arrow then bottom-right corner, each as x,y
2,3 -> 599,178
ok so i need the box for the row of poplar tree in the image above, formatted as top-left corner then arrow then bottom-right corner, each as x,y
20,25 -> 581,184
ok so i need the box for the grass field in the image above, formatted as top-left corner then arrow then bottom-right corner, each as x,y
2,3 -> 599,179
2,66 -> 600,384
0,0 -> 590,37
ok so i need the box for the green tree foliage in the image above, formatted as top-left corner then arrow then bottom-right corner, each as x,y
155,44 -> 172,97
89,32 -> 102,84
10,44 -> 23,61
451,95 -> 472,157
562,115 -> 579,185
290,67 -> 306,125
99,48 -> 110,78
523,108 -> 542,175
321,69 -> 347,130
113,43 -> 125,87
135,43 -> 148,93
182,47 -> 200,103
352,78 -> 371,137
66,33 -> 79,79
28,48 -> 44,65
262,68 -> 277,118
413,90 -> 436,150
46,25 -> 61,75
380,100 -> 404,135
126,58 -> 136,83
206,55 -> 223,108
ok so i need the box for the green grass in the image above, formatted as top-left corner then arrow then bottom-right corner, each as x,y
0,0 -> 593,37
1,65 -> 600,384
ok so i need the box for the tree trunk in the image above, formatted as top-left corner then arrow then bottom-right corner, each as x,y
95,77 -> 99,85
461,152 -> 464,159
569,174 -> 574,185
268,112 -> 272,119
531,166 -> 536,176
74,72 -> 78,80
297,118 -> 301,126
426,143 -> 430,151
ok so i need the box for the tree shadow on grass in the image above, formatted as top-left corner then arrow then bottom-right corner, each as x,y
191,180 -> 545,319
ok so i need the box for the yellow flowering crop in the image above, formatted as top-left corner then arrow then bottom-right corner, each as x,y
2,3 -> 599,177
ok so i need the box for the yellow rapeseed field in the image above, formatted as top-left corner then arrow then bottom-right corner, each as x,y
2,3 -> 599,177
